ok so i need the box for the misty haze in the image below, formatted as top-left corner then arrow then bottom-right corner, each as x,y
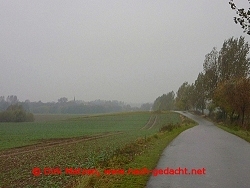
1,1 -> 250,188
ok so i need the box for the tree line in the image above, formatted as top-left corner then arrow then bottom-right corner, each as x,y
0,96 -> 153,122
153,36 -> 250,129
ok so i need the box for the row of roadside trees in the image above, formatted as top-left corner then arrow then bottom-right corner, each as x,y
153,36 -> 250,129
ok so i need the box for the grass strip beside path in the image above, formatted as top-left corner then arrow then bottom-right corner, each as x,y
216,124 -> 250,143
76,123 -> 196,188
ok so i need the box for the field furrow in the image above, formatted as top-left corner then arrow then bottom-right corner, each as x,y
140,115 -> 158,130
148,116 -> 158,130
0,132 -> 123,158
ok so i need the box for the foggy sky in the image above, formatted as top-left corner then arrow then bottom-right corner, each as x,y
0,0 -> 249,104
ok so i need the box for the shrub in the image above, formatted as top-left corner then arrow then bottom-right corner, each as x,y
0,104 -> 34,122
159,122 -> 175,132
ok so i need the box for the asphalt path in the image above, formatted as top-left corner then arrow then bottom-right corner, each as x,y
146,111 -> 250,188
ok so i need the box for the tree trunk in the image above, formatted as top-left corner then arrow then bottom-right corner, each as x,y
241,108 -> 245,127
230,110 -> 235,124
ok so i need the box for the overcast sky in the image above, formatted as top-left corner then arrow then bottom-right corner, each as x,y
0,0 -> 249,104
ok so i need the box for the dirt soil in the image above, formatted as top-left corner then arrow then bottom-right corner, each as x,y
0,132 -> 123,158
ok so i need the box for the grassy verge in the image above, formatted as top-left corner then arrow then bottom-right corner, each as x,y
216,123 -> 250,143
76,122 -> 196,188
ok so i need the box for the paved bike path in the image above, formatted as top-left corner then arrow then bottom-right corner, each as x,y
146,112 -> 250,188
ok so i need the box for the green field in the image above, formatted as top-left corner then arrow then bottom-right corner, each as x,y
0,111 -> 180,150
0,111 -> 194,188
